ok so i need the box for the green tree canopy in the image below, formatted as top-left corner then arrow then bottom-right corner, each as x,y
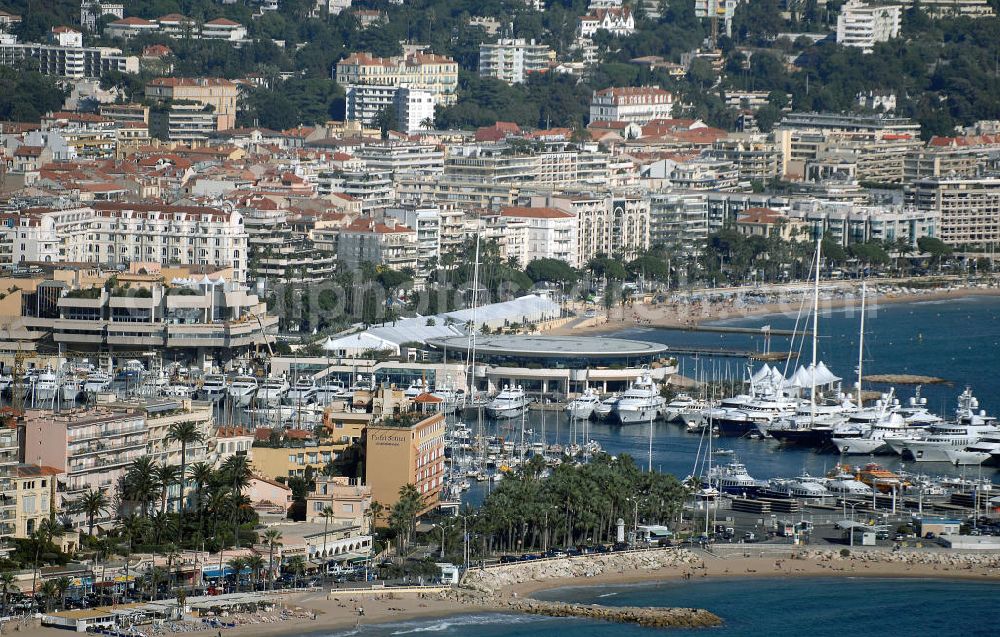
525,258 -> 578,285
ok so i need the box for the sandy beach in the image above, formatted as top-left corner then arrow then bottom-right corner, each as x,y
508,552 -> 1000,597
17,549 -> 1000,637
550,281 -> 1000,336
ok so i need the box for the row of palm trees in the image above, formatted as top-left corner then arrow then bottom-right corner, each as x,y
474,454 -> 687,555
69,433 -> 255,554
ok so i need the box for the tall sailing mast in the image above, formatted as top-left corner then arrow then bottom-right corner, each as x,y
810,237 -> 821,425
856,280 -> 866,408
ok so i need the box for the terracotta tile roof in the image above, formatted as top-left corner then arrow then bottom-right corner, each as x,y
500,206 -> 574,219
111,17 -> 156,26
344,217 -> 414,234
204,17 -> 241,26
738,207 -> 784,224
594,86 -> 668,98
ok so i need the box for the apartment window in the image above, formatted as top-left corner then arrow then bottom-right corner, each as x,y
342,503 -> 354,513
22,495 -> 36,514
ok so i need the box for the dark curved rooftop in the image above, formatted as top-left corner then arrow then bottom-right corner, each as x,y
426,335 -> 667,359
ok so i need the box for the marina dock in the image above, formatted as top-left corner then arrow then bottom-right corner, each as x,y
664,346 -> 798,361
653,324 -> 809,337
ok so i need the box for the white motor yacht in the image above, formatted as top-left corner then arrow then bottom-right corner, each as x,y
614,373 -> 666,425
887,388 -> 998,462
61,376 -> 82,403
593,393 -> 619,420
32,367 -> 59,403
164,384 -> 194,399
228,375 -> 259,407
258,376 -> 290,407
565,388 -> 599,420
486,385 -> 527,419
404,379 -> 430,400
314,377 -> 347,405
286,377 -> 317,404
663,393 -> 698,422
83,371 -> 112,394
199,374 -> 229,401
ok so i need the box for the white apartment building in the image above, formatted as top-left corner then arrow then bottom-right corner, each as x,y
384,206 -> 441,280
354,142 -> 444,175
479,38 -> 554,84
908,177 -> 1000,245
650,192 -> 709,256
344,84 -> 436,133
529,192 -> 649,263
787,199 -> 939,247
590,87 -> 674,125
336,217 -> 418,273
0,31 -> 137,78
395,85 -> 436,133
498,206 -> 580,268
670,158 -> 740,191
335,51 -> 458,106
1,203 -> 248,281
200,18 -> 248,40
836,0 -> 901,52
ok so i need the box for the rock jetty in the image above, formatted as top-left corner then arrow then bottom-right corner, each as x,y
507,598 -> 720,628
452,549 -> 721,629
463,548 -> 703,594
802,548 -> 1000,569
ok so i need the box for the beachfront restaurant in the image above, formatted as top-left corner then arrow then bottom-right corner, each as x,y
42,604 -> 157,633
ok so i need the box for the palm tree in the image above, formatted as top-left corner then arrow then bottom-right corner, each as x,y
204,487 -> 232,540
246,554 -> 265,591
389,484 -> 423,553
221,455 -> 252,547
122,456 -> 159,516
54,576 -> 71,611
320,506 -> 335,558
165,421 -> 204,516
285,555 -> 306,589
155,464 -> 180,515
228,557 -> 248,593
188,462 -> 215,512
420,116 -> 435,131
0,572 -> 16,615
262,529 -> 282,591
72,488 -> 109,538
30,518 -> 64,597
39,580 -> 58,613
366,500 -> 384,535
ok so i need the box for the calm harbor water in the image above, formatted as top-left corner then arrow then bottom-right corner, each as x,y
458,295 -> 1000,506
320,578 -> 1000,637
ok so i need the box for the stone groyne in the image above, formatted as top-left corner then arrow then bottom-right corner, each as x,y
801,548 -> 1000,569
503,597 -> 721,628
462,548 -> 703,594
454,549 -> 721,629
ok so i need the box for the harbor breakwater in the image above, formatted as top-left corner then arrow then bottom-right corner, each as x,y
462,548 -> 705,593
452,548 -> 721,628
800,548 -> 1000,569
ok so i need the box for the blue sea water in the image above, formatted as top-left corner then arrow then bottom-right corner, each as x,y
318,578 -> 1000,636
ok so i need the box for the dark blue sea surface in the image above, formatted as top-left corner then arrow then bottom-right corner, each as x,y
319,577 -> 1000,636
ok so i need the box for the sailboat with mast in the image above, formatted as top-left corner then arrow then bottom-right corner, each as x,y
768,239 -> 854,447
